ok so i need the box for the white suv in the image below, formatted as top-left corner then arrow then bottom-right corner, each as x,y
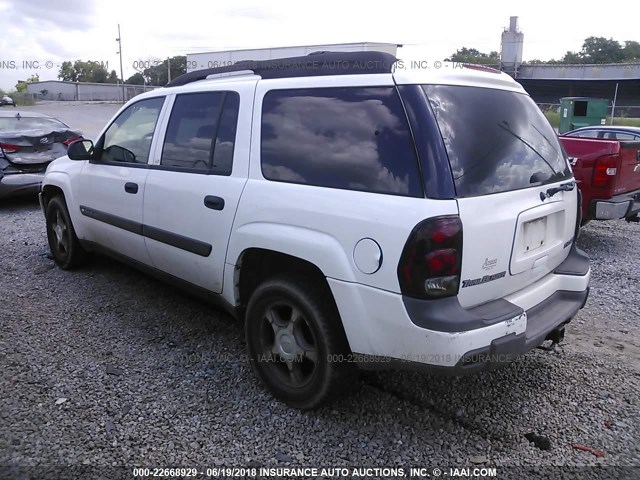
40,52 -> 590,409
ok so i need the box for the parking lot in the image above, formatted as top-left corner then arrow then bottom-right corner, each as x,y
1,102 -> 639,479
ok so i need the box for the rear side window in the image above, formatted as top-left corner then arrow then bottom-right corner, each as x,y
568,130 -> 600,138
260,87 -> 422,197
606,132 -> 638,141
424,85 -> 572,197
161,92 -> 239,174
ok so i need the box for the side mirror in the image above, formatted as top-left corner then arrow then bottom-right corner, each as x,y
67,139 -> 95,161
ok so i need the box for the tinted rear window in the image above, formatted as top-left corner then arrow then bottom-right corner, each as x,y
261,87 -> 422,197
423,85 -> 571,197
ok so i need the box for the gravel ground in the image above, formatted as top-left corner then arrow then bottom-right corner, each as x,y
0,198 -> 639,480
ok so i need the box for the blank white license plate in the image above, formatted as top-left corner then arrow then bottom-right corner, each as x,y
523,217 -> 547,253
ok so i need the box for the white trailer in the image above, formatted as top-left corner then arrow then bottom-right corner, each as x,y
186,42 -> 399,72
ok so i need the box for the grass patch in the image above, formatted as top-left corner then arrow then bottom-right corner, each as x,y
12,96 -> 35,107
544,110 -> 560,128
609,117 -> 640,127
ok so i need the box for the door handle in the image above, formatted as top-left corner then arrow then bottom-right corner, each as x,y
124,182 -> 138,194
204,195 -> 225,210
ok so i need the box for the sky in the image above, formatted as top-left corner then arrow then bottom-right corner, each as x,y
1,0 -> 638,90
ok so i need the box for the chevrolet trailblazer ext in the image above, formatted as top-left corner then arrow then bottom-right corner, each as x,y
40,52 -> 590,409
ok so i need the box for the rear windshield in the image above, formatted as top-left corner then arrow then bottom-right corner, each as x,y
0,117 -> 68,132
423,85 -> 571,197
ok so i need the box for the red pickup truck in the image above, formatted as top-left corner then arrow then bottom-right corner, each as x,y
558,136 -> 640,224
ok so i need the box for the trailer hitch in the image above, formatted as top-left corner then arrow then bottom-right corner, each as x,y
537,326 -> 565,352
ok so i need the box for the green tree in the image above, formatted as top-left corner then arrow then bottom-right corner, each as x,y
580,36 -> 624,63
140,56 -> 187,85
15,74 -> 40,93
107,70 -> 119,83
58,61 -> 77,81
57,60 -> 111,82
447,48 -> 500,65
560,50 -> 585,64
125,73 -> 145,85
623,40 -> 640,61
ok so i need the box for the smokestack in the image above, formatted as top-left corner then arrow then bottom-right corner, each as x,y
509,16 -> 518,32
501,16 -> 524,77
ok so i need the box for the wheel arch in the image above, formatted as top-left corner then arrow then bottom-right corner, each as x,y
41,183 -> 65,206
235,248 -> 333,309
40,172 -> 86,238
227,223 -> 356,291
233,247 -> 354,353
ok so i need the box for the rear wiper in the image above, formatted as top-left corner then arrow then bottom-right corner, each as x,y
540,181 -> 575,201
499,121 -> 558,175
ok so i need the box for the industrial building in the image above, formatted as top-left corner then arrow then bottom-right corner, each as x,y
25,80 -> 157,102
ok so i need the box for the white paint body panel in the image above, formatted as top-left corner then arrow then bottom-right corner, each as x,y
142,79 -> 257,293
455,187 -> 578,309
75,163 -> 152,265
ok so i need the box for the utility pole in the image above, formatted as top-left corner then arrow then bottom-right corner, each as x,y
610,82 -> 619,125
167,56 -> 171,83
116,24 -> 125,103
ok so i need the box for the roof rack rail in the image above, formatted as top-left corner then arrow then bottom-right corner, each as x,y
166,51 -> 397,87
205,70 -> 256,80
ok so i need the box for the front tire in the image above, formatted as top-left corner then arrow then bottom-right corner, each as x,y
45,195 -> 88,269
245,275 -> 355,410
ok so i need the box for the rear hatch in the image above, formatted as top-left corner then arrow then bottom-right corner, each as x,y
424,85 -> 577,309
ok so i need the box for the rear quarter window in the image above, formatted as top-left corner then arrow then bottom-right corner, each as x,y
567,130 -> 600,138
260,87 -> 423,197
424,85 -> 571,197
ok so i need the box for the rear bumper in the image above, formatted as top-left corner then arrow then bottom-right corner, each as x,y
442,287 -> 588,373
0,172 -> 45,199
329,244 -> 590,373
590,189 -> 640,221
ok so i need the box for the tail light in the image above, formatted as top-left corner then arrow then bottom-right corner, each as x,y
63,136 -> 83,146
575,187 -> 583,239
0,142 -> 19,154
592,154 -> 618,188
398,215 -> 463,299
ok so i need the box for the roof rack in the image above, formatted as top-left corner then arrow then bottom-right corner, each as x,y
166,51 -> 397,87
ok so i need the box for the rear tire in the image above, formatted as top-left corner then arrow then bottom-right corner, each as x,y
245,275 -> 356,410
45,195 -> 88,269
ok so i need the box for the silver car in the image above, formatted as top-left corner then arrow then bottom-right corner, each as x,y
1,95 -> 16,107
0,111 -> 82,199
